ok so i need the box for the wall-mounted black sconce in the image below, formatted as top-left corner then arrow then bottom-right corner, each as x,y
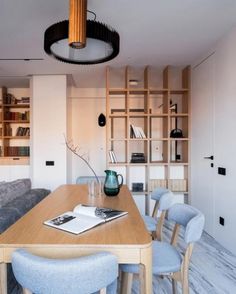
98,113 -> 106,127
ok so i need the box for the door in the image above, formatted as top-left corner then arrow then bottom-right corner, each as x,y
191,54 -> 215,236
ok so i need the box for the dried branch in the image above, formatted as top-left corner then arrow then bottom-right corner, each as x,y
64,135 -> 99,183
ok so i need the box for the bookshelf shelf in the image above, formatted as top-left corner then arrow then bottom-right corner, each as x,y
106,66 -> 190,214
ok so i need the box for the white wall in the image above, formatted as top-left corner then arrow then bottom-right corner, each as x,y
214,27 -> 236,254
192,26 -> 236,254
31,75 -> 67,191
67,88 -> 106,184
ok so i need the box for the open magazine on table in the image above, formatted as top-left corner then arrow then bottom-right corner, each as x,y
44,204 -> 128,235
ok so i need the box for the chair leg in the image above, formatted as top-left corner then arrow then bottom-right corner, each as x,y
151,231 -> 157,240
120,272 -> 133,294
139,264 -> 146,294
182,277 -> 189,294
23,288 -> 32,294
172,279 -> 177,294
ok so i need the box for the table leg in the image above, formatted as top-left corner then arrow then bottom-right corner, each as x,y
0,263 -> 7,294
140,245 -> 152,294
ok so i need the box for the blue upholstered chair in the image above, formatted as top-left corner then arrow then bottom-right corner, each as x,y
120,203 -> 205,294
142,188 -> 173,240
76,176 -> 105,184
12,249 -> 118,294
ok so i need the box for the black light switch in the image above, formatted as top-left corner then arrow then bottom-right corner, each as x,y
219,217 -> 225,226
46,161 -> 54,166
218,167 -> 226,175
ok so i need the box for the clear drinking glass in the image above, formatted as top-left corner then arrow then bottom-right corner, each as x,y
88,180 -> 96,197
88,180 -> 103,197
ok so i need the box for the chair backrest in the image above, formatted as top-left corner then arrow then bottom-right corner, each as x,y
76,176 -> 106,184
12,249 -> 118,294
168,203 -> 205,244
151,187 -> 169,201
151,188 -> 173,217
152,189 -> 174,241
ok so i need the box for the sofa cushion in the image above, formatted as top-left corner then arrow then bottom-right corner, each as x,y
0,188 -> 50,234
0,179 -> 31,208
0,207 -> 22,234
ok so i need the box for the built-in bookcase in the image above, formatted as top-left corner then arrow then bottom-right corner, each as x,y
0,86 -> 30,165
106,66 -> 190,214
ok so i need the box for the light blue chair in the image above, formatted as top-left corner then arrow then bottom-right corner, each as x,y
142,188 -> 173,240
76,176 -> 105,184
120,203 -> 205,294
12,249 -> 118,294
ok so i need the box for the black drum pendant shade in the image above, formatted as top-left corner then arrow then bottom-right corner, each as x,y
44,19 -> 120,64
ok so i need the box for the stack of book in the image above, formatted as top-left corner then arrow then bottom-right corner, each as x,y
130,153 -> 146,163
109,150 -> 117,163
3,93 -> 16,104
130,124 -> 146,138
4,125 -> 12,136
4,111 -> 30,121
4,146 -> 30,156
17,97 -> 30,104
15,127 -> 30,136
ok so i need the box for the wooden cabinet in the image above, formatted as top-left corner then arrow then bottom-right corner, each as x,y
106,66 -> 190,214
0,87 -> 30,165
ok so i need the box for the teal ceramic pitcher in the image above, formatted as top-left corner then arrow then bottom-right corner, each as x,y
104,170 -> 123,196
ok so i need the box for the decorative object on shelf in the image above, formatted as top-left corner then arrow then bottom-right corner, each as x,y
98,113 -> 106,127
104,170 -> 123,197
64,136 -> 99,183
170,128 -> 184,138
132,183 -> 144,192
44,0 -> 120,64
129,79 -> 139,86
130,153 -> 146,163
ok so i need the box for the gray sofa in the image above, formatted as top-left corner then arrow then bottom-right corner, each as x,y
0,178 -> 51,294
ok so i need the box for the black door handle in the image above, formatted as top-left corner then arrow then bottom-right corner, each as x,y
204,155 -> 214,160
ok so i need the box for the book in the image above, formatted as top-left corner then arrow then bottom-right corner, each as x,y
108,150 -> 117,163
44,204 -> 128,235
130,124 -> 146,138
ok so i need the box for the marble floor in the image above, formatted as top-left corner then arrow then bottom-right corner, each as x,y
9,222 -> 236,294
131,223 -> 236,294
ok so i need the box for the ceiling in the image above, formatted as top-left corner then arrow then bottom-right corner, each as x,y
0,0 -> 236,88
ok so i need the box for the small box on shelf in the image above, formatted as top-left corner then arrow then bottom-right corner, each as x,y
132,182 -> 144,192
168,179 -> 187,192
149,179 -> 167,191
130,152 -> 146,163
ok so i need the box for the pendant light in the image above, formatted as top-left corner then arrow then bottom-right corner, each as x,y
44,0 -> 120,64
69,0 -> 87,49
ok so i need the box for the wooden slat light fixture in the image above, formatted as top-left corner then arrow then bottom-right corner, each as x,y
69,0 -> 87,49
44,0 -> 119,64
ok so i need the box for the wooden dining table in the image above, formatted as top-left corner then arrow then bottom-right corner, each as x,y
0,184 -> 152,294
